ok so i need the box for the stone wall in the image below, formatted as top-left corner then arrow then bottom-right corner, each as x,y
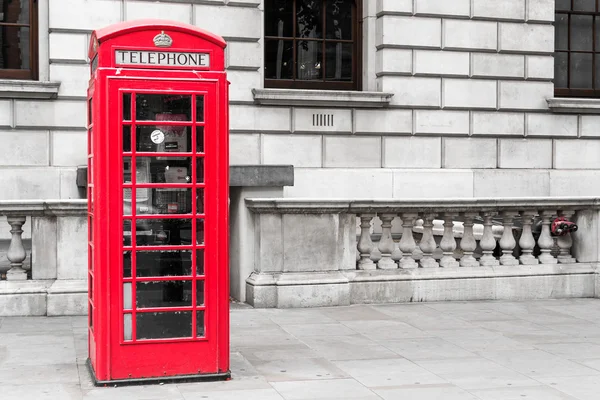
1,0 -> 598,200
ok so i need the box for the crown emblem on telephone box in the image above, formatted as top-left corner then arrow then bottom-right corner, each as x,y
153,31 -> 173,48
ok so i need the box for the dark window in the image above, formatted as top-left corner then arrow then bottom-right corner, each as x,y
264,0 -> 361,90
0,0 -> 38,80
554,0 -> 600,97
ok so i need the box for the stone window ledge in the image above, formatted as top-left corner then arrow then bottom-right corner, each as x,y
547,97 -> 600,114
252,88 -> 394,108
0,80 -> 60,99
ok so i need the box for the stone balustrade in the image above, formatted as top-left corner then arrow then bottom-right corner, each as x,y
244,197 -> 600,308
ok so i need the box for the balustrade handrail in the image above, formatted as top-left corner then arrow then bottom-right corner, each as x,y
245,197 -> 600,214
0,200 -> 87,216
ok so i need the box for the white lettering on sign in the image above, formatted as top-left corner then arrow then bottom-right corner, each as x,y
115,50 -> 210,67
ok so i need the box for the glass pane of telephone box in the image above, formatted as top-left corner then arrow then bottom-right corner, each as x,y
196,189 -> 204,214
136,94 -> 192,121
136,281 -> 192,308
136,250 -> 192,277
136,125 -> 191,153
196,311 -> 205,337
135,218 -> 192,246
134,157 -> 192,184
123,93 -> 131,121
127,188 -> 193,215
123,125 -> 131,152
196,96 -> 204,122
196,126 -> 204,153
137,311 -> 192,340
196,249 -> 204,275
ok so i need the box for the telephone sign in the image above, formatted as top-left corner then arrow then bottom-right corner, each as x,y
86,19 -> 229,385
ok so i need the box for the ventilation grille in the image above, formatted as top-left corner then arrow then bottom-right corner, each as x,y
312,113 -> 334,127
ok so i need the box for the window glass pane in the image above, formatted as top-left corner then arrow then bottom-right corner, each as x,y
197,219 -> 204,245
123,93 -> 131,121
297,0 -> 323,39
555,52 -> 569,89
196,189 -> 204,214
124,251 -> 132,277
133,157 -> 192,184
136,280 -> 192,308
123,283 -> 132,309
135,94 -> 191,121
124,314 -> 132,340
265,39 -> 294,79
574,0 -> 596,11
297,40 -> 323,80
325,43 -> 352,81
136,250 -> 192,277
196,96 -> 204,122
265,0 -> 294,37
196,126 -> 204,153
555,14 -> 569,51
595,55 -> 600,88
196,249 -> 204,275
134,218 -> 192,246
326,0 -> 353,40
196,311 -> 205,337
123,125 -> 131,152
570,53 -> 593,88
556,0 -> 572,10
3,0 -> 30,23
136,125 -> 191,153
596,17 -> 600,51
196,158 -> 204,183
571,15 -> 594,51
137,311 -> 192,339
196,280 -> 205,306
0,26 -> 30,69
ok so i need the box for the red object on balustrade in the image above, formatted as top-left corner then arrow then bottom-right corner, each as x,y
86,19 -> 229,385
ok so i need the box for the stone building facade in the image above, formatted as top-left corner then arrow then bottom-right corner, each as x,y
0,0 -> 597,200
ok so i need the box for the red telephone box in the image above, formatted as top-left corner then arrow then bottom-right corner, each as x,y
86,20 -> 229,384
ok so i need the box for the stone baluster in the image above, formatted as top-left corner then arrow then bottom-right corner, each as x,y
398,213 -> 418,269
439,213 -> 459,268
538,210 -> 558,264
357,214 -> 376,270
556,210 -> 577,264
378,214 -> 398,269
519,210 -> 539,265
499,211 -> 519,266
460,212 -> 479,267
419,213 -> 439,268
479,212 -> 499,266
6,216 -> 28,280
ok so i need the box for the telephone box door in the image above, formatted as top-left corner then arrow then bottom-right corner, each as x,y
107,78 -> 225,380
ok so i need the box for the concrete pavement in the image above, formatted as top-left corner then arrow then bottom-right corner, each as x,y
2,299 -> 600,399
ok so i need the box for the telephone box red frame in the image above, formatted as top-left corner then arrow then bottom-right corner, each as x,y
86,20 -> 229,385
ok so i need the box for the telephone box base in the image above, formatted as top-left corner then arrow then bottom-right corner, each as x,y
86,359 -> 231,387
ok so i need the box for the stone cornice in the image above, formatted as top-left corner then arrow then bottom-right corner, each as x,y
252,88 -> 394,108
0,80 -> 60,99
547,97 -> 600,114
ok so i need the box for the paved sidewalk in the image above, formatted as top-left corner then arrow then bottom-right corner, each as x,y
3,299 -> 600,399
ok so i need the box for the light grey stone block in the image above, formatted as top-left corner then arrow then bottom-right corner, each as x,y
262,135 -> 322,167
227,70 -> 262,103
471,53 -> 525,78
15,100 -> 86,129
0,281 -> 49,316
0,168 -> 60,200
526,114 -> 578,137
125,1 -> 192,24
255,214 -> 284,273
472,112 -> 525,136
377,16 -> 441,48
0,100 -> 11,127
573,210 -> 600,262
277,282 -> 351,308
526,55 -> 554,80
0,130 -> 49,166
227,41 -> 262,70
499,23 -> 554,53
31,217 -> 57,280
51,131 -> 87,167
443,20 -> 497,51
499,139 -> 552,169
285,168 -> 394,198
46,280 -> 87,316
527,0 -> 554,22
379,76 -> 441,107
473,170 -> 550,197
473,0 -> 526,20
354,109 -> 412,134
550,171 -> 600,197
499,81 -> 553,110
49,33 -> 88,62
415,0 -> 470,17
414,50 -> 469,77
383,137 -> 442,168
415,110 -> 469,134
555,140 -> 600,169
376,48 -> 412,75
59,169 -> 81,200
193,4 -> 261,39
49,64 -> 89,99
377,0 -> 413,13
444,138 -> 497,169
392,170 -> 474,198
324,136 -> 381,168
443,79 -> 497,109
49,0 -> 121,30
294,108 -> 352,133
230,134 -> 260,165
230,166 -> 293,187
229,105 -> 291,133
56,216 -> 87,280
580,116 -> 600,137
